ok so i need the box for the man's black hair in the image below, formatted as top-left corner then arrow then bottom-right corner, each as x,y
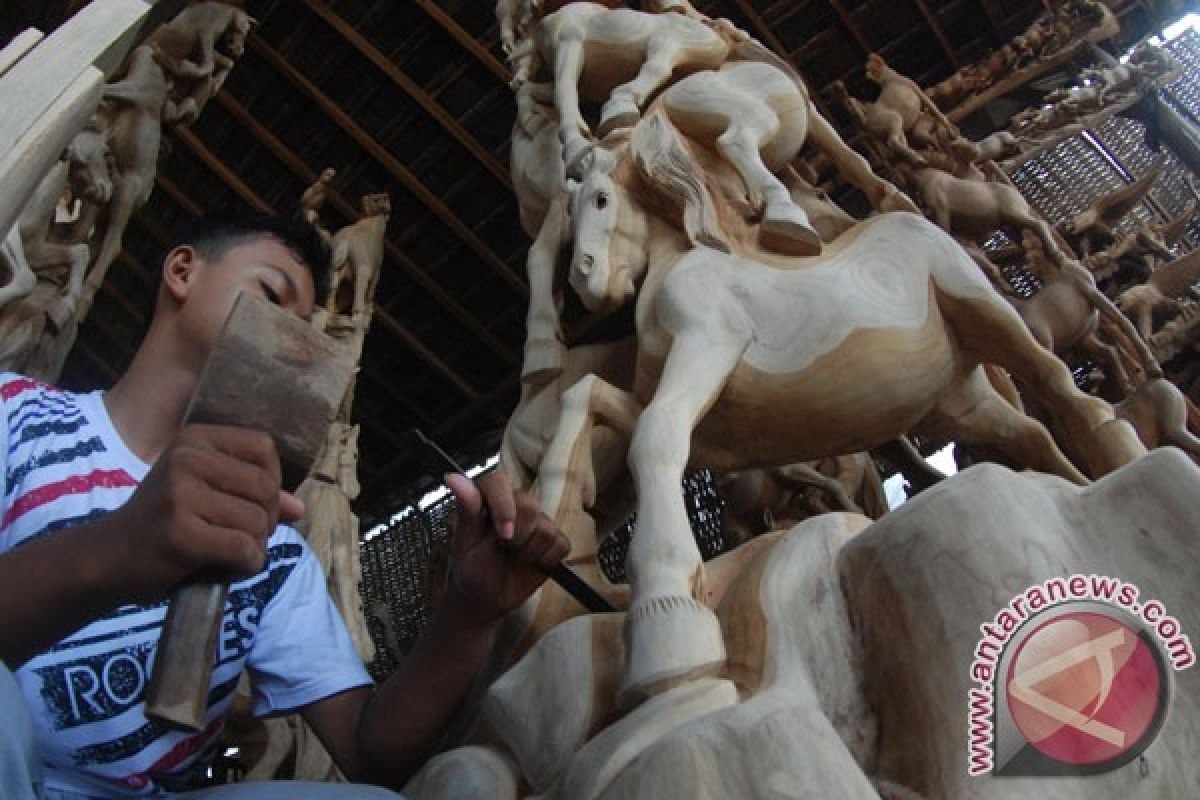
145,210 -> 332,326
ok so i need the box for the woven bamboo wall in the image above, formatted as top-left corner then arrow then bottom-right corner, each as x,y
359,470 -> 728,677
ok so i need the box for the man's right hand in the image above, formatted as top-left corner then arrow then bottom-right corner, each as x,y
108,424 -> 304,603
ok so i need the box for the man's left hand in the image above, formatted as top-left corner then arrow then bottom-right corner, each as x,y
443,471 -> 570,625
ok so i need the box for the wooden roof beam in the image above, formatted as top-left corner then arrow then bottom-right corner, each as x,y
151,135 -> 489,409
412,0 -> 510,85
212,90 -> 520,368
978,0 -> 1004,34
913,0 -> 962,69
172,126 -> 273,212
363,367 -> 519,498
302,0 -> 511,191
826,0 -> 872,54
247,34 -> 528,298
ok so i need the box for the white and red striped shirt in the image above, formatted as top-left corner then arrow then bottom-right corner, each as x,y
0,374 -> 371,797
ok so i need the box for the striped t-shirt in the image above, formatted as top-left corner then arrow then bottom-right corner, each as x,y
0,374 -> 372,797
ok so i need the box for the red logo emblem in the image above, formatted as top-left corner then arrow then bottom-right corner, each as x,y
1000,609 -> 1169,773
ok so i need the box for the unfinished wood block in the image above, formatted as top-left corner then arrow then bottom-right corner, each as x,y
839,449 -> 1200,798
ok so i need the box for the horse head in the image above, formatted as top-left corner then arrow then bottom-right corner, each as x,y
65,127 -> 114,205
567,113 -> 729,313
567,143 -> 643,313
222,11 -> 256,59
359,192 -> 391,220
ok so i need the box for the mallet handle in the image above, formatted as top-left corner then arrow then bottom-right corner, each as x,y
144,582 -> 227,732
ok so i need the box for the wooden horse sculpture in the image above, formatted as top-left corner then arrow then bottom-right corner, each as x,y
535,1 -> 729,174
1010,229 -> 1161,395
536,112 -> 1145,703
327,193 -> 390,319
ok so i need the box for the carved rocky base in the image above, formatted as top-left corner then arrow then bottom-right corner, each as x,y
406,450 -> 1200,799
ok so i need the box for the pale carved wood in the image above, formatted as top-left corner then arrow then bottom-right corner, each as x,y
717,454 -> 888,545
407,452 -> 1200,798
1118,247 -> 1200,339
84,3 -> 255,322
0,0 -> 146,237
926,0 -> 1119,121
1003,42 -> 1182,169
537,110 -> 1146,706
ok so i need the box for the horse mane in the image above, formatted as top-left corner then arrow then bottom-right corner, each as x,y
629,112 -> 730,254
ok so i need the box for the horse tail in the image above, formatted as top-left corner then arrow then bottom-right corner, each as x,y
630,112 -> 730,253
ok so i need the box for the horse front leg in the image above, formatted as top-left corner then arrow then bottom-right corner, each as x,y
714,119 -> 821,256
537,372 -> 642,583
550,30 -> 592,178
621,333 -> 744,706
598,35 -> 678,137
523,197 -> 569,384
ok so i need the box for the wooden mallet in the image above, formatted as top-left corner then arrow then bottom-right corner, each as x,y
144,292 -> 355,732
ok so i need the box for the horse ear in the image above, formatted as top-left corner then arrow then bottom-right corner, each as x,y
631,112 -> 730,253
593,147 -> 617,175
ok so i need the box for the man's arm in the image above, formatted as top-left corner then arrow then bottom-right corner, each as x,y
303,471 -> 570,787
0,426 -> 303,668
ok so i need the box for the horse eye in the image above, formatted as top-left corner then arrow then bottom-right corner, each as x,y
596,193 -> 608,209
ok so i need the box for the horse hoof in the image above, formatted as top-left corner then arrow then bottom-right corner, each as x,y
564,140 -> 595,181
760,209 -> 823,257
521,338 -> 567,386
618,595 -> 726,710
597,99 -> 640,138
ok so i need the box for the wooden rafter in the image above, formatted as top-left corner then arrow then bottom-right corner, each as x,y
173,126 -> 272,212
913,0 -> 962,69
411,0 -> 510,84
247,34 -> 529,298
212,90 -> 521,368
826,0 -> 872,54
978,0 -> 1004,34
302,0 -> 511,191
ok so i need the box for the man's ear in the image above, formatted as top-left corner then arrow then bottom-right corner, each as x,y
161,245 -> 200,304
